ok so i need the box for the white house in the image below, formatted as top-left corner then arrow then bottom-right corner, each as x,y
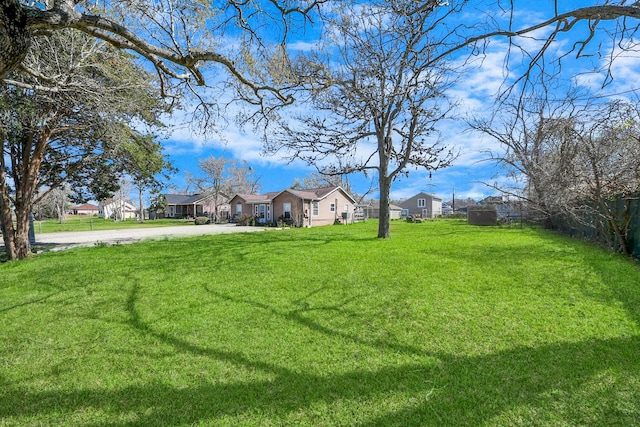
99,198 -> 138,220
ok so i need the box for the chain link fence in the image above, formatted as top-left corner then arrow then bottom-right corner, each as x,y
550,193 -> 640,258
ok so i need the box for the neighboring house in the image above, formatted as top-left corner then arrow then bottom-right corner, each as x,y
442,203 -> 454,216
359,200 -> 403,220
69,203 -> 99,216
157,194 -> 208,219
229,186 -> 357,227
99,198 -> 138,219
230,192 -> 278,223
398,192 -> 443,218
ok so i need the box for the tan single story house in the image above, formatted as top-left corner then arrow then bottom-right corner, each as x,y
229,186 -> 357,227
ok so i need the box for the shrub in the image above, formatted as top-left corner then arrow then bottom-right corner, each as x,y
235,213 -> 255,226
194,216 -> 210,225
448,212 -> 467,219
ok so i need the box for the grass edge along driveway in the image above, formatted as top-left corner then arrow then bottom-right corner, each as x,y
1,219 -> 639,426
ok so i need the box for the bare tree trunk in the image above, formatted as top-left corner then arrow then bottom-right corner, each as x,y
0,181 -> 17,259
378,177 -> 392,238
13,206 -> 31,259
0,133 -> 44,260
138,185 -> 144,222
377,135 -> 391,239
0,130 -> 17,258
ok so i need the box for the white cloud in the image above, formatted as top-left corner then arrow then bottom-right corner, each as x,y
288,40 -> 320,52
573,41 -> 640,97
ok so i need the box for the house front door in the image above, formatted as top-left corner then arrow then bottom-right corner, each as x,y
258,204 -> 267,223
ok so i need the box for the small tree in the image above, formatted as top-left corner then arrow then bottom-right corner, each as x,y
148,191 -> 168,220
119,134 -> 176,222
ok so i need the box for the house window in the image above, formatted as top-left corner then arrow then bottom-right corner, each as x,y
344,204 -> 349,212
330,203 -> 335,212
312,202 -> 319,216
236,203 -> 242,215
417,198 -> 426,208
283,203 -> 291,219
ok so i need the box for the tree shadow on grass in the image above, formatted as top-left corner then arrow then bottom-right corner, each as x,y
1,284 -> 638,426
1,336 -> 637,425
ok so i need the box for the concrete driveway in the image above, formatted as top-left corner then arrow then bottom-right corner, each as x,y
32,223 -> 268,251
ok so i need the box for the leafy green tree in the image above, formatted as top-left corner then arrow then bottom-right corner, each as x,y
0,30 -> 167,259
148,191 -> 168,220
119,134 -> 176,222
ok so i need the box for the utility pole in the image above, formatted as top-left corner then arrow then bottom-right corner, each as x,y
452,188 -> 455,211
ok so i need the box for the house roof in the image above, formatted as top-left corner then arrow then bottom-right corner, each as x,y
233,193 -> 275,203
71,203 -> 99,210
232,186 -> 356,204
284,186 -> 356,203
478,196 -> 504,205
100,198 -> 136,207
413,191 -> 442,201
164,193 -> 207,205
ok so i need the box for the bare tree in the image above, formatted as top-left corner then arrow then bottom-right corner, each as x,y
0,30 -> 166,259
470,92 -> 580,222
34,185 -> 71,222
472,91 -> 640,254
195,156 -> 261,222
573,101 -> 640,253
1,0 -> 329,120
3,0 -> 640,131
267,0 -> 457,238
3,1 -> 640,119
292,171 -> 376,204
111,178 -> 135,222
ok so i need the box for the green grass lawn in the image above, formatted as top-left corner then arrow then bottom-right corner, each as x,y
1,219 -> 639,426
34,216 -> 194,233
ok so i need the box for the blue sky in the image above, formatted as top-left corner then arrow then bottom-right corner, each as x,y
157,2 -> 638,203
